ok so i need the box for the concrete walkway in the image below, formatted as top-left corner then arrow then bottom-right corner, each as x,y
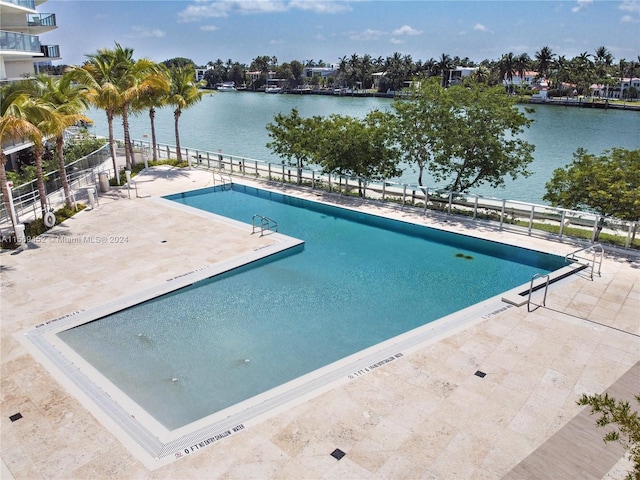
1,166 -> 639,479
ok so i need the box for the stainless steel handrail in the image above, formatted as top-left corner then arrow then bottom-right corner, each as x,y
251,214 -> 278,236
527,273 -> 550,312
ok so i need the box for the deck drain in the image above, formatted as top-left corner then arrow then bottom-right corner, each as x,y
330,448 -> 346,460
9,413 -> 23,422
474,370 -> 486,378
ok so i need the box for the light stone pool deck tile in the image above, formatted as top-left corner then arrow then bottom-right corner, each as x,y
2,166 -> 639,479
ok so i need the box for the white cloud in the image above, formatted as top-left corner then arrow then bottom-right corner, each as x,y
124,26 -> 166,39
620,14 -> 639,23
289,0 -> 352,14
390,38 -> 404,44
179,0 -> 350,22
571,0 -> 592,13
200,25 -> 218,31
348,28 -> 386,41
392,25 -> 422,36
473,23 -> 492,33
619,0 -> 640,13
619,0 -> 640,23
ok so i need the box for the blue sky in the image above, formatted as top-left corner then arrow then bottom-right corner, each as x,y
47,0 -> 640,67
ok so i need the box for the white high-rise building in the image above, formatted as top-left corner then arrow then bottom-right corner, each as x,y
0,0 -> 60,82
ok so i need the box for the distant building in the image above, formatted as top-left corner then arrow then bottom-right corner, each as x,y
0,0 -> 61,82
304,65 -> 337,78
195,66 -> 212,82
1,0 -> 61,168
246,70 -> 277,82
590,77 -> 640,99
503,71 -> 548,90
447,67 -> 478,86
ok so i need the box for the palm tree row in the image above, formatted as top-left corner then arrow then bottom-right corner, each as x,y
196,46 -> 638,97
1,43 -> 203,233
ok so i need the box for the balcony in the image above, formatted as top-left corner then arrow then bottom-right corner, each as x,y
2,0 -> 36,10
0,30 -> 40,55
39,44 -> 59,58
27,13 -> 56,28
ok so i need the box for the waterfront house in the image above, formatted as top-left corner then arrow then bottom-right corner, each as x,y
590,77 -> 640,99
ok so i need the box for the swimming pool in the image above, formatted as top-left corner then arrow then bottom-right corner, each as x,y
56,184 -> 566,433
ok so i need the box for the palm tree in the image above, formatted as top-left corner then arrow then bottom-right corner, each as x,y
360,53 -> 372,90
515,53 -> 531,90
29,74 -> 92,208
134,64 -> 170,163
437,53 -> 453,87
119,57 -> 168,170
69,46 -> 127,184
165,66 -> 203,162
1,86 -> 53,216
594,46 -> 614,100
0,85 -> 46,232
499,52 -> 516,93
468,65 -> 490,84
534,46 -> 554,87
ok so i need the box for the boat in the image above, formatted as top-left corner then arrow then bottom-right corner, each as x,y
216,82 -> 237,92
265,79 -> 284,94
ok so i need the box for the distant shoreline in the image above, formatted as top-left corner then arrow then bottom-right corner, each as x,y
220,87 -> 640,111
526,97 -> 640,111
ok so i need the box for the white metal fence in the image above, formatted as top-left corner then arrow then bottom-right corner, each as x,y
131,138 -> 638,251
2,139 -> 638,252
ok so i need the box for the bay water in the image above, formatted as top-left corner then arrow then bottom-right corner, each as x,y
88,93 -> 640,204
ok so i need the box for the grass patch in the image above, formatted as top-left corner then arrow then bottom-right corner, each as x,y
515,220 -> 639,250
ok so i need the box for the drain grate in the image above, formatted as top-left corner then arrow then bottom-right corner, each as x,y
474,370 -> 486,378
9,413 -> 23,422
330,448 -> 346,460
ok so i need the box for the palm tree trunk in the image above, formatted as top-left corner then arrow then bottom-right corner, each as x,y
106,110 -> 120,184
0,154 -> 17,233
149,107 -> 158,162
56,136 -> 73,208
122,104 -> 133,170
174,109 -> 182,162
34,145 -> 48,215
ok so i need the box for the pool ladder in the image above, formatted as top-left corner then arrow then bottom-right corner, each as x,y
213,171 -> 232,186
564,244 -> 603,280
252,215 -> 278,236
527,273 -> 550,312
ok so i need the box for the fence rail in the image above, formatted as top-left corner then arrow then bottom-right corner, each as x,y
0,144 -> 110,228
2,139 -> 638,252
130,138 -> 638,251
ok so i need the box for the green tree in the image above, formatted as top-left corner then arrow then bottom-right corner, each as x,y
437,53 -> 453,87
544,148 -> 640,241
314,110 -> 401,196
131,63 -> 170,163
0,84 -> 47,232
499,52 -> 516,93
534,46 -> 555,87
266,108 -> 319,185
162,57 -> 196,69
165,66 -> 203,162
118,56 -> 168,170
70,45 -> 127,184
577,392 -> 640,480
29,74 -> 93,207
393,78 -> 535,193
1,84 -> 57,216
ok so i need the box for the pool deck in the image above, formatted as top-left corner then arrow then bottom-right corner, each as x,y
1,166 -> 639,480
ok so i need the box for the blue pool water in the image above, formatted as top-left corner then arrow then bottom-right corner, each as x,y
58,185 -> 565,430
